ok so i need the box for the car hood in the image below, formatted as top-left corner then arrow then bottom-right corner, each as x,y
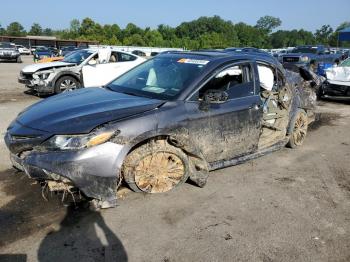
16,87 -> 164,134
21,61 -> 75,73
0,48 -> 17,52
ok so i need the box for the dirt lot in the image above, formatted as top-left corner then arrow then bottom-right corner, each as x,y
0,56 -> 349,262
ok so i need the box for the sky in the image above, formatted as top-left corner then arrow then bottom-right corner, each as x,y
1,0 -> 349,32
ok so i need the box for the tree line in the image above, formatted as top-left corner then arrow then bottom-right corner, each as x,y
1,16 -> 349,49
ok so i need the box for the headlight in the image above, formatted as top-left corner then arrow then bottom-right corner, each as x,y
43,131 -> 116,150
35,70 -> 54,80
300,56 -> 310,63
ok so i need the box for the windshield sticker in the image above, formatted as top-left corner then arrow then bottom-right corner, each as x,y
177,58 -> 209,65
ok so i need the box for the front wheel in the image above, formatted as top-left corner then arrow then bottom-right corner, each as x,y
54,76 -> 80,94
287,109 -> 308,148
122,140 -> 189,193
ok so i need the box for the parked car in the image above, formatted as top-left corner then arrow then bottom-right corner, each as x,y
48,47 -> 59,56
33,46 -> 54,62
18,48 -> 146,95
132,50 -> 147,57
280,45 -> 343,71
30,45 -> 45,55
318,58 -> 350,98
15,45 -> 31,55
59,46 -> 81,56
0,42 -> 21,63
7,51 -> 321,208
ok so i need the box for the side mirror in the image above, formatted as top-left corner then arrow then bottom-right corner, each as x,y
88,59 -> 97,66
204,90 -> 229,104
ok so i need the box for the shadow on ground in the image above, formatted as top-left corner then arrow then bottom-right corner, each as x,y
0,169 -> 128,261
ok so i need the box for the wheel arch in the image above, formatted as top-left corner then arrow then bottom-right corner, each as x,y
52,71 -> 81,87
118,132 -> 210,188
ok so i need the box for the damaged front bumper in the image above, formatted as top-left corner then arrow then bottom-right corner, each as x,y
18,77 -> 55,94
8,141 -> 126,208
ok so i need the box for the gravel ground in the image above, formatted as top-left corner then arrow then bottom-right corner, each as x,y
0,57 -> 349,262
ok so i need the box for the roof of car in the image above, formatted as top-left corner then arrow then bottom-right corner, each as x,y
160,50 -> 284,71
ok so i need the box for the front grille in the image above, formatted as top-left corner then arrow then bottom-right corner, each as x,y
20,71 -> 33,80
283,57 -> 300,63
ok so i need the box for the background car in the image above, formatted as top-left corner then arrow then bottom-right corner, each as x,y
19,48 -> 146,95
0,42 -> 22,63
15,45 -> 31,55
33,46 -> 54,62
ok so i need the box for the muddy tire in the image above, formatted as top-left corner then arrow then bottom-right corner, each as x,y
54,76 -> 80,94
122,140 -> 189,193
287,109 -> 308,148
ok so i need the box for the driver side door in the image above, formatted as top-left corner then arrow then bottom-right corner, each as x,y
185,62 -> 263,163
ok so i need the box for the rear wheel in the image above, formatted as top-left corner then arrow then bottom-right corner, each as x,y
122,140 -> 189,193
54,76 -> 80,94
287,110 -> 308,148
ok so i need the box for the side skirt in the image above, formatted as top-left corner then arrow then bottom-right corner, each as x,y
209,138 -> 289,171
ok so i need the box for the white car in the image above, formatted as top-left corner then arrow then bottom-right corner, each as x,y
18,48 -> 146,95
16,45 -> 31,55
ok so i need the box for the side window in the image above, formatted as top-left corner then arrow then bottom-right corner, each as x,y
109,52 -> 118,63
117,52 -> 137,62
197,63 -> 254,100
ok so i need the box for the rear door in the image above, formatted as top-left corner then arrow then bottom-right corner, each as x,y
185,61 -> 262,163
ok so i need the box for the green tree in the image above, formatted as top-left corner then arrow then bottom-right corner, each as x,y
123,23 -> 143,40
235,22 -> 266,47
314,25 -> 333,45
79,17 -> 96,36
42,28 -> 53,36
6,22 -> 26,36
29,23 -> 43,35
123,33 -> 145,46
144,30 -> 164,47
256,16 -> 282,33
0,23 -> 5,35
69,19 -> 80,38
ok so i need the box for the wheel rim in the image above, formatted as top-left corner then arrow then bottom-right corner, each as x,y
134,152 -> 185,193
293,113 -> 308,146
60,79 -> 76,92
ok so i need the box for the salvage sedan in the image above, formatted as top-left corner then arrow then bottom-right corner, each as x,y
5,51 -> 320,208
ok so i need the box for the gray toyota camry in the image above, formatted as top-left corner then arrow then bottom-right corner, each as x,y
4,51 -> 320,208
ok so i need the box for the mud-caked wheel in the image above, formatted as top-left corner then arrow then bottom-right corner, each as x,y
122,140 -> 189,193
287,109 -> 308,148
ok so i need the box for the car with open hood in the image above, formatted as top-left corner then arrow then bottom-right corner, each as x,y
5,51 -> 322,208
18,48 -> 146,95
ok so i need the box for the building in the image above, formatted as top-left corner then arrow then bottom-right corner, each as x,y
0,35 -> 98,48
